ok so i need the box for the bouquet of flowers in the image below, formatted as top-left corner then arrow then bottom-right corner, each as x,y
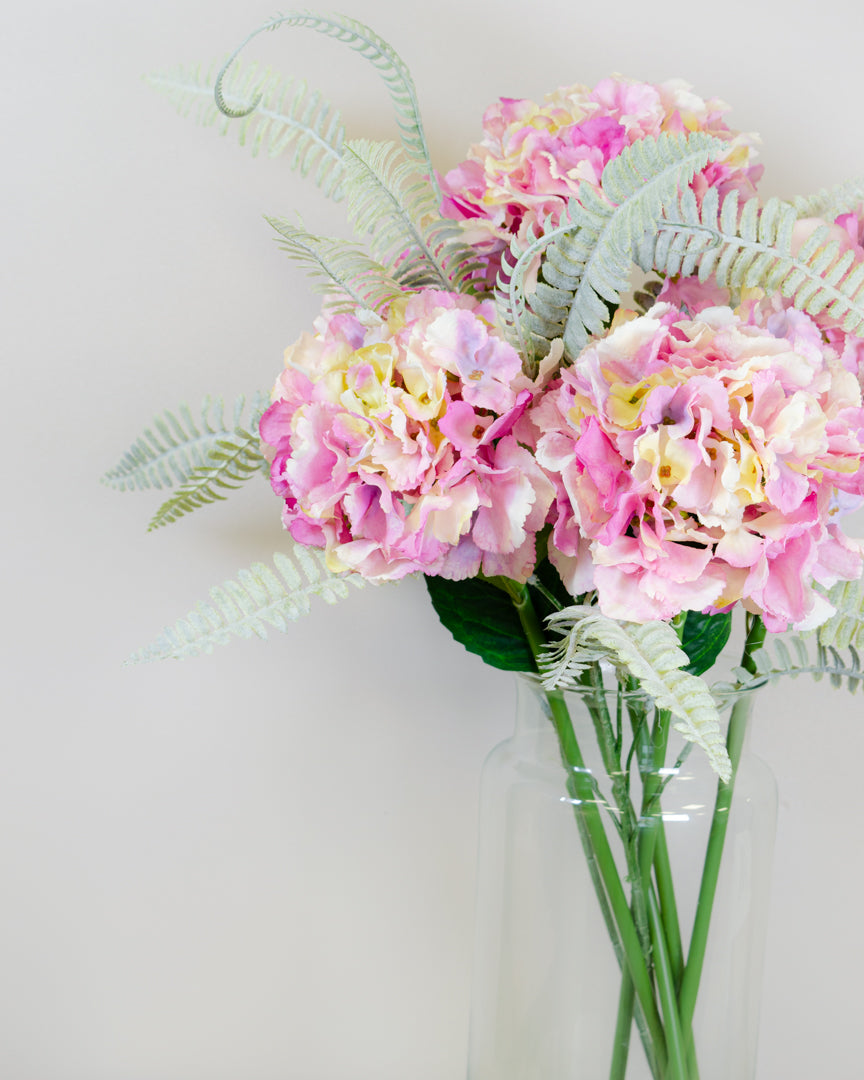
106,12 -> 864,1079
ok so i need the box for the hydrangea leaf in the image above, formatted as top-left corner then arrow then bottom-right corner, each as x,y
424,576 -> 534,672
681,610 -> 732,676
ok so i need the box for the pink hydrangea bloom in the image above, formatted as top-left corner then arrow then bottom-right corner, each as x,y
534,298 -> 864,630
439,76 -> 762,282
260,291 -> 555,583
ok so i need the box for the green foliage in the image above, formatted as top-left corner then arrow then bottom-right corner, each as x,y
541,608 -> 731,779
102,394 -> 267,494
147,62 -> 345,198
266,217 -> 403,313
495,209 -> 578,369
680,611 -> 732,677
424,576 -> 535,672
817,577 -> 864,650
714,633 -> 864,695
127,549 -> 367,663
212,12 -> 440,200
792,177 -> 864,220
550,134 -> 725,358
533,133 -> 727,360
341,139 -> 484,292
148,428 -> 268,532
639,190 -> 864,335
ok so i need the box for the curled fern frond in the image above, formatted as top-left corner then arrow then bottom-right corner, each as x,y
147,62 -> 345,198
542,607 -> 731,780
102,394 -> 268,493
212,12 -> 440,200
642,190 -> 864,335
126,548 -> 368,663
342,138 -> 484,292
148,429 -> 269,532
792,177 -> 864,220
266,217 -> 403,313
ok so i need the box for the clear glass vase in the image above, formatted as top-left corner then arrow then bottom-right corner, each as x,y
466,674 -> 777,1080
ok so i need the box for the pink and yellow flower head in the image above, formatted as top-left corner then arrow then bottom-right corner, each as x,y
439,76 -> 762,282
535,296 -> 864,630
260,291 -> 555,583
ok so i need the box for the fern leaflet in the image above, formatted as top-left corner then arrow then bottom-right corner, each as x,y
816,576 -> 864,650
495,208 -> 577,370
505,133 -> 726,361
713,634 -> 864,695
640,190 -> 864,335
266,217 -> 403,313
147,429 -> 269,532
147,62 -> 345,198
542,606 -> 731,780
102,394 -> 268,493
126,548 -> 368,663
342,139 -> 484,292
792,177 -> 864,220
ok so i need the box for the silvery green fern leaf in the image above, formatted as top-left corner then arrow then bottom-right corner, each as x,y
792,177 -> 864,220
717,634 -> 864,695
126,548 -> 367,663
342,138 -> 484,291
816,577 -> 864,650
147,62 -> 345,198
213,12 -> 440,201
542,607 -> 731,780
147,428 -> 269,532
265,217 -> 403,313
513,132 -> 726,361
643,191 -> 864,335
102,394 -> 268,493
495,207 -> 577,370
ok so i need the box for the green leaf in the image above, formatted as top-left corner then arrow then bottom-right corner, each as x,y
424,576 -> 534,672
681,610 -> 732,676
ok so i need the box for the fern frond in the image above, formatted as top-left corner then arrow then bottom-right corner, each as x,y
265,217 -> 403,314
102,394 -> 268,493
147,429 -> 269,532
342,139 -> 484,292
212,12 -> 440,201
816,576 -> 864,650
714,634 -> 864,695
511,133 -> 726,361
643,191 -> 864,335
147,62 -> 345,198
126,548 -> 367,663
542,607 -> 730,780
494,208 -> 577,370
792,177 -> 864,220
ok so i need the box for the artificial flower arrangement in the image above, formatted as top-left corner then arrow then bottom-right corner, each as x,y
105,12 -> 864,1080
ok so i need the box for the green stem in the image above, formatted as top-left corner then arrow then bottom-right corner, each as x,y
648,887 -> 689,1080
653,825 -> 684,986
637,708 -> 689,1080
677,616 -> 767,1048
510,585 -> 668,1076
610,974 -> 635,1079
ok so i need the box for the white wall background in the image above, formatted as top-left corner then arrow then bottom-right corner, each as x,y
2,1 -> 861,1077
